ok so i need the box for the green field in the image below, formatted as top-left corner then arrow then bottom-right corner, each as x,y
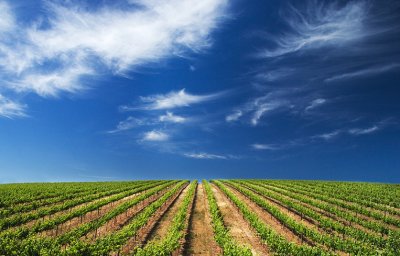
0,180 -> 399,255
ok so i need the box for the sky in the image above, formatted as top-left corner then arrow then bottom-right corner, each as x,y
0,0 -> 399,183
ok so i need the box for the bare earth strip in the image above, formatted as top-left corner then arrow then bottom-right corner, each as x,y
211,184 -> 270,256
185,184 -> 220,256
146,185 -> 190,242
276,184 -> 400,228
23,192 -> 121,230
225,184 -> 305,246
39,189 -> 147,237
229,183 -> 348,255
87,185 -> 183,241
116,184 -> 188,255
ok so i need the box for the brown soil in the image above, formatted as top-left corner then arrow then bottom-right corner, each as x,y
23,191 -> 124,230
211,184 -> 270,256
145,185 -> 190,242
83,186 -> 173,241
115,184 -> 187,255
230,183 -> 349,255
266,183 -> 399,231
184,184 -> 221,255
39,188 -> 150,237
275,184 -> 400,226
224,184 -> 306,246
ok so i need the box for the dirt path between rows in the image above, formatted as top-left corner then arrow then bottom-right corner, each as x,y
145,185 -> 190,242
83,186 -> 173,241
116,184 -> 188,255
24,190 -> 126,230
273,184 -> 400,229
224,184 -> 305,246
265,184 -> 400,231
212,184 -> 270,256
231,183 -> 349,256
184,184 -> 220,255
39,188 -> 153,237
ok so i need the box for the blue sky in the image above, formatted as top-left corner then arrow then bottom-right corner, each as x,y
0,0 -> 399,183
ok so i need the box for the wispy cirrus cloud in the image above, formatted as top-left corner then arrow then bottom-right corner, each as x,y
313,121 -> 387,141
226,92 -> 288,126
225,110 -> 242,122
183,152 -> 234,160
305,98 -> 326,111
348,125 -> 379,135
261,1 -> 368,58
312,130 -> 341,140
0,1 -> 14,32
251,143 -> 280,150
159,112 -> 186,123
0,0 -> 229,114
142,130 -> 169,141
325,63 -> 400,83
0,94 -> 26,118
107,116 -> 146,134
108,111 -> 187,133
122,89 -> 224,111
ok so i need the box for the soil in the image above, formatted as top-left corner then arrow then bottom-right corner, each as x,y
39,187 -> 157,237
146,185 -> 190,242
184,184 -> 221,255
211,184 -> 270,256
83,186 -> 172,241
225,184 -> 306,245
115,184 -> 187,255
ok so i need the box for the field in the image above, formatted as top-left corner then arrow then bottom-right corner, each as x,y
0,180 -> 399,255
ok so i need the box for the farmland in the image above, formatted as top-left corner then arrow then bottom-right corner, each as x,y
0,180 -> 399,255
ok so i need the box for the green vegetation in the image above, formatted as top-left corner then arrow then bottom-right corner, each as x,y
0,179 -> 398,255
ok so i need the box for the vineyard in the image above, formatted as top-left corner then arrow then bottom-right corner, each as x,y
0,180 -> 399,255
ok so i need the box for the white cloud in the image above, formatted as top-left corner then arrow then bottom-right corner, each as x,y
225,93 -> 287,126
183,152 -> 227,159
251,144 -> 279,150
255,68 -> 293,82
261,1 -> 367,57
143,130 -> 169,141
250,99 -> 285,126
159,111 -> 186,123
325,63 -> 400,83
0,94 -> 26,118
313,130 -> 341,140
11,65 -> 94,97
0,1 -> 14,32
348,125 -> 379,135
305,98 -> 326,111
314,124 -> 382,140
108,116 -> 145,133
0,0 -> 229,112
124,88 -> 223,110
225,110 -> 242,122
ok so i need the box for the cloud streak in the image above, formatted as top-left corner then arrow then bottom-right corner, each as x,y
313,122 -> 386,140
159,112 -> 186,123
107,116 -> 146,133
325,63 -> 400,83
183,152 -> 236,160
143,130 -> 169,141
226,93 -> 288,126
348,125 -> 379,135
0,0 -> 229,112
0,94 -> 26,118
261,1 -> 368,57
122,89 -> 224,111
251,144 -> 280,150
305,98 -> 326,111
